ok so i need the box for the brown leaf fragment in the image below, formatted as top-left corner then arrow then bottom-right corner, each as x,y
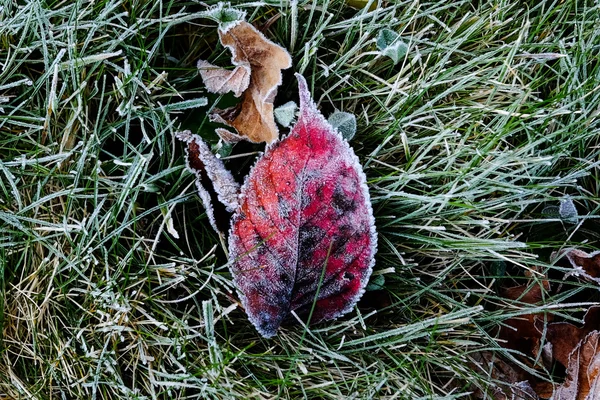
547,307 -> 600,368
553,248 -> 600,285
197,60 -> 250,97
200,21 -> 292,143
553,331 -> 600,400
499,279 -> 552,354
176,130 -> 240,234
215,127 -> 244,143
468,351 -> 538,399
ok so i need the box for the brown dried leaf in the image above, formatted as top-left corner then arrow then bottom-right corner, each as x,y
200,21 -> 292,143
198,60 -> 250,97
468,351 -> 538,399
498,279 -> 552,355
553,331 -> 600,400
215,127 -> 244,143
556,248 -> 600,284
547,307 -> 600,368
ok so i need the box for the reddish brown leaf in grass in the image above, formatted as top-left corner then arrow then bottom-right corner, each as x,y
176,130 -> 240,235
468,351 -> 539,399
228,74 -> 377,338
498,278 -> 552,354
547,306 -> 600,368
199,21 -> 292,143
554,248 -> 600,284
553,331 -> 600,400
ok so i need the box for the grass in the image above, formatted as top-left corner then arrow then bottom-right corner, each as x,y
1,0 -> 599,398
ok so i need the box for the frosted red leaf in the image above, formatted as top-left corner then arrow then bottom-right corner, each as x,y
228,74 -> 377,338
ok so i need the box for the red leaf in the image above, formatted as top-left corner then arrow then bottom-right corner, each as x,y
228,74 -> 377,337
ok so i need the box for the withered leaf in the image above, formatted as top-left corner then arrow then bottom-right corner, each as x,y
228,74 -> 377,338
493,275 -> 554,398
498,278 -> 552,354
199,21 -> 292,143
553,331 -> 600,400
555,248 -> 600,284
176,130 -> 240,235
197,60 -> 250,98
547,306 -> 600,368
468,351 -> 538,400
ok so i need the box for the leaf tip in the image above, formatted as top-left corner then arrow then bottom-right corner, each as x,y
295,73 -> 313,112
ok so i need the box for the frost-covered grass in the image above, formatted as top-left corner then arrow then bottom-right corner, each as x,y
1,0 -> 599,398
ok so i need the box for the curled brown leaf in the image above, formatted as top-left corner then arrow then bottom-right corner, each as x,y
547,307 -> 600,368
199,21 -> 292,143
553,331 -> 600,400
554,248 -> 600,284
198,60 -> 250,97
176,130 -> 240,235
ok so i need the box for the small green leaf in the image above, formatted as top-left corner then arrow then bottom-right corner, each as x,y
328,111 -> 357,141
200,3 -> 246,30
376,29 -> 408,64
213,140 -> 233,159
491,261 -> 506,278
366,274 -> 385,291
274,101 -> 298,128
559,195 -> 578,224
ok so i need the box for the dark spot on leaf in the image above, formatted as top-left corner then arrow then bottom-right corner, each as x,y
279,273 -> 291,286
332,185 -> 356,214
277,194 -> 291,218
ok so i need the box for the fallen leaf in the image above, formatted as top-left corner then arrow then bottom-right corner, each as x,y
492,275 -> 555,398
199,21 -> 292,143
197,60 -> 250,97
228,74 -> 377,337
215,127 -> 244,143
176,130 -> 240,235
555,248 -> 600,283
498,278 -> 552,355
547,307 -> 600,368
553,331 -> 600,400
328,111 -> 357,141
469,351 -> 538,399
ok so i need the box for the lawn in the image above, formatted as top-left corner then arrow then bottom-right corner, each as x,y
1,0 -> 599,398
